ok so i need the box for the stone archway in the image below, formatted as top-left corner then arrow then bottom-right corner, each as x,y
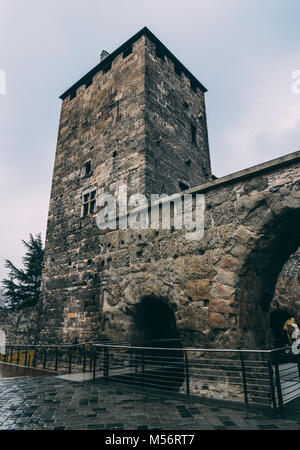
235,189 -> 300,348
132,295 -> 180,345
208,184 -> 300,349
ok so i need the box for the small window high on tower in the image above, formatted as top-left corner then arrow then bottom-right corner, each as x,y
84,161 -> 91,177
191,124 -> 197,144
82,190 -> 97,217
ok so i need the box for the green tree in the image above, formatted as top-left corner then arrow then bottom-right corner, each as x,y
2,234 -> 44,309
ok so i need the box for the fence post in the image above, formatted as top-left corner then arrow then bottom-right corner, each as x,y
297,354 -> 300,382
43,348 -> 47,369
274,355 -> 283,407
89,347 -> 93,372
16,349 -> 20,365
93,346 -> 97,380
24,346 -> 28,366
32,348 -> 36,368
10,346 -> 13,363
104,347 -> 109,380
267,353 -> 277,408
68,347 -> 72,374
55,347 -> 58,372
141,349 -> 145,388
184,351 -> 190,395
240,352 -> 248,405
83,345 -> 86,373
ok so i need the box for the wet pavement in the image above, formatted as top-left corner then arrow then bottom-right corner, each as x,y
0,362 -> 55,379
0,375 -> 300,430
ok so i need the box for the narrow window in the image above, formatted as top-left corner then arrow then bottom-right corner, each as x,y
83,193 -> 89,217
123,45 -> 133,59
90,190 -> 96,214
84,161 -> 91,177
82,190 -> 97,217
85,76 -> 93,88
69,90 -> 77,101
179,181 -> 189,192
191,124 -> 197,144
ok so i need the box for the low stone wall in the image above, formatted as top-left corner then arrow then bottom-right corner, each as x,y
0,305 -> 41,345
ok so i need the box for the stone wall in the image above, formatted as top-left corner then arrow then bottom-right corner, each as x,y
144,36 -> 211,195
0,305 -> 40,345
39,149 -> 300,348
95,155 -> 300,349
1,153 -> 299,348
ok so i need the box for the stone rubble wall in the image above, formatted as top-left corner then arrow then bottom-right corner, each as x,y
0,305 -> 40,345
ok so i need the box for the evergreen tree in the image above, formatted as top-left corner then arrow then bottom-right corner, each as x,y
2,234 -> 44,309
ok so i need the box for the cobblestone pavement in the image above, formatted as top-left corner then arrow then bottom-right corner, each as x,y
0,376 -> 299,430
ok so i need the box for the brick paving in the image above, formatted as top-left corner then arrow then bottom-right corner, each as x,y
0,375 -> 299,430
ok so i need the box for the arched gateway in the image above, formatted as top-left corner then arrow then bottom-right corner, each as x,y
133,295 -> 180,345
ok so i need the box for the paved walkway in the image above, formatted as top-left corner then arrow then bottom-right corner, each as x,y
0,375 -> 299,430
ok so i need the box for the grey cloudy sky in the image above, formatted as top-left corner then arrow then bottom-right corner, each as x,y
0,0 -> 299,281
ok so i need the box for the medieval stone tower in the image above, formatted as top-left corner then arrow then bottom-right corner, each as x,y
40,27 -> 212,343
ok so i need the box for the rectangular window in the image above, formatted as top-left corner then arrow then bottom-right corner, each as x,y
84,161 -> 91,177
123,45 -> 133,59
191,124 -> 197,144
90,198 -> 96,214
83,202 -> 89,217
82,190 -> 97,217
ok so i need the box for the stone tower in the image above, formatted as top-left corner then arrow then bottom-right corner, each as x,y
40,27 -> 212,343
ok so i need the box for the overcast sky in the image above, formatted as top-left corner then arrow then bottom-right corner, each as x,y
0,0 -> 299,281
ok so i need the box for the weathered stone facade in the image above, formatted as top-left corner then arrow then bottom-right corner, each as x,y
0,28 -> 299,350
40,28 -> 212,344
39,145 -> 300,348
0,305 -> 40,345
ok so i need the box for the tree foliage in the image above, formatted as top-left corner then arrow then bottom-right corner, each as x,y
2,234 -> 44,309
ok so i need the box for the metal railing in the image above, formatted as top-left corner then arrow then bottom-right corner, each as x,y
0,343 -> 95,375
1,340 -> 300,409
91,343 -> 300,409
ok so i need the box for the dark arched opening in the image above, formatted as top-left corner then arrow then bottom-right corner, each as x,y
131,295 -> 185,391
270,308 -> 292,348
133,295 -> 180,346
238,206 -> 300,349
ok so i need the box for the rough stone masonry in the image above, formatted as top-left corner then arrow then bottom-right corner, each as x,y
0,27 -> 299,349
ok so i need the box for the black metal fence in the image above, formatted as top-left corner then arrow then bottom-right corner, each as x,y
1,341 -> 300,409
0,343 -> 95,374
91,343 -> 300,409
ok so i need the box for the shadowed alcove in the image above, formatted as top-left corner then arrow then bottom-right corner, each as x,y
129,295 -> 185,392
238,206 -> 300,349
133,295 -> 180,345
